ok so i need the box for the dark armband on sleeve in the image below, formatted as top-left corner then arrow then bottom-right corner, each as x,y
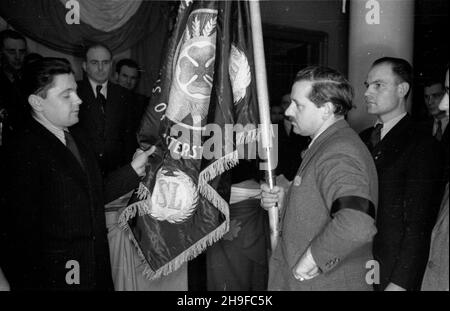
330,196 -> 375,219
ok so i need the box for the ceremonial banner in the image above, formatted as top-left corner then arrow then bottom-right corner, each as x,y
119,0 -> 260,279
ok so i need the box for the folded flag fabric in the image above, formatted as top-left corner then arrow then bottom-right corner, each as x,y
119,0 -> 260,280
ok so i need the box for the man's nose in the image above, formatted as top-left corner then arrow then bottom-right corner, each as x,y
285,102 -> 295,117
74,94 -> 82,106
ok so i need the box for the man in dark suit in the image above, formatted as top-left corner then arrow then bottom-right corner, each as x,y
360,57 -> 443,291
114,58 -> 149,134
73,43 -> 137,176
422,67 -> 449,291
0,29 -> 28,136
422,78 -> 449,181
423,78 -> 448,141
1,58 -> 153,290
261,66 -> 378,291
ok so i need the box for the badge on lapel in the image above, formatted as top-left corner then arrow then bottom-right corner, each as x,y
374,150 -> 382,160
294,175 -> 302,186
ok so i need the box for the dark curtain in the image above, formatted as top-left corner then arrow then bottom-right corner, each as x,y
0,0 -> 171,96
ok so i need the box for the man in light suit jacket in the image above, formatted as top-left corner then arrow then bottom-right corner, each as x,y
261,66 -> 378,291
73,43 -> 137,176
0,58 -> 153,290
360,57 -> 443,291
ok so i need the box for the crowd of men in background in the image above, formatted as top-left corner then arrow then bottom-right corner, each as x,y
0,28 -> 448,291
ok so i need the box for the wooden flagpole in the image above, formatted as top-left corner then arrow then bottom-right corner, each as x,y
249,0 -> 279,251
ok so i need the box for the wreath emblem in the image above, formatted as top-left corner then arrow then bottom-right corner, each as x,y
148,168 -> 199,223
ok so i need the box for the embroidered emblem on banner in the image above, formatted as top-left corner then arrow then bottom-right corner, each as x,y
149,169 -> 199,223
229,44 -> 251,104
166,9 -> 218,129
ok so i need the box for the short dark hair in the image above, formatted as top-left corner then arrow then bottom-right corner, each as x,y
24,52 -> 44,67
23,57 -> 73,98
0,29 -> 26,49
423,79 -> 444,89
293,66 -> 354,116
115,58 -> 140,75
83,42 -> 112,60
372,57 -> 413,99
423,68 -> 446,89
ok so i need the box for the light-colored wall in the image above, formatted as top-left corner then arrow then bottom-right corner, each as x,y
347,0 -> 414,133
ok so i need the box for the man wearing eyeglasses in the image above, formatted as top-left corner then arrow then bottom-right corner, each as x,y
360,57 -> 443,291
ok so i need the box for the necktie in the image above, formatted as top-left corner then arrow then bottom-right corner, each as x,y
435,120 -> 442,141
64,130 -> 85,170
370,123 -> 383,150
96,85 -> 106,113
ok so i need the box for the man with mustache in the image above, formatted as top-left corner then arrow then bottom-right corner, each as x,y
261,66 -> 378,291
360,57 -> 443,291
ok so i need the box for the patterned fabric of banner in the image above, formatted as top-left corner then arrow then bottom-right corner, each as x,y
119,0 -> 260,280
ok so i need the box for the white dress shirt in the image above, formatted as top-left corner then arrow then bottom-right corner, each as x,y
88,78 -> 108,99
376,112 -> 407,140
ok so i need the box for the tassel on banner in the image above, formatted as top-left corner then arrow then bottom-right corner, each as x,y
121,214 -> 229,280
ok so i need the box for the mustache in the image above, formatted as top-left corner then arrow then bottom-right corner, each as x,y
364,96 -> 375,104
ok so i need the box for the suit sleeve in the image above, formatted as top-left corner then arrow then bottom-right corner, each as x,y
103,164 -> 140,204
309,150 -> 377,273
122,91 -> 139,161
1,142 -> 42,287
389,137 -> 443,290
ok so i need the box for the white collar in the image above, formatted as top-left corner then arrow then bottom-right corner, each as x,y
308,116 -> 344,149
33,114 -> 67,146
376,112 -> 407,140
88,78 -> 108,98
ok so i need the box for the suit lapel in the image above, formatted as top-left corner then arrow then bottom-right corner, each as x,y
371,114 -> 411,165
29,119 -> 89,194
442,122 -> 449,143
280,119 -> 347,223
106,82 -> 116,122
106,83 -> 127,126
297,119 -> 347,177
80,79 -> 96,108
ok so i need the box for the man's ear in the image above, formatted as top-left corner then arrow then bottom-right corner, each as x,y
397,82 -> 410,99
28,94 -> 43,112
322,101 -> 334,119
82,61 -> 86,72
